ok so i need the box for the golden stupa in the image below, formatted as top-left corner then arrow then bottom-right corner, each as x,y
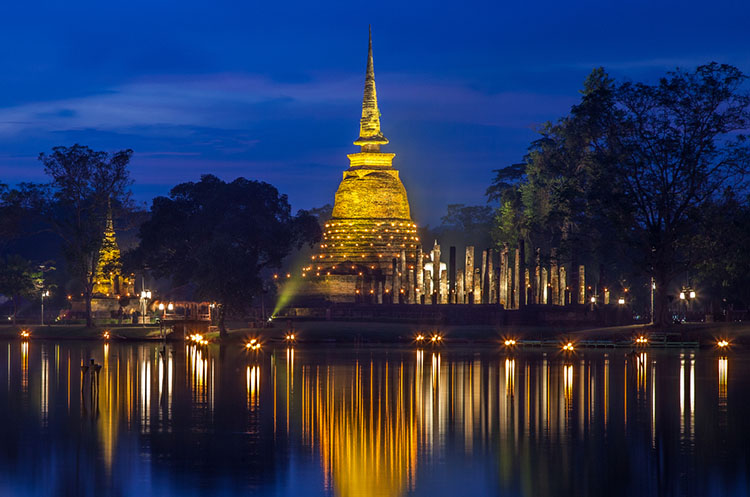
92,203 -> 134,299
307,29 -> 418,298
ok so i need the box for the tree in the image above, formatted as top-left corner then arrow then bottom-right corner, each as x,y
0,255 -> 42,324
136,175 -> 320,337
36,144 -> 133,327
604,63 -> 750,325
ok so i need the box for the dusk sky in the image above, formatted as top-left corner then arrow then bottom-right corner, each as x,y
1,0 -> 748,224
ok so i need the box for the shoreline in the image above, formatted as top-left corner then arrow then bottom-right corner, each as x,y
1,321 -> 747,349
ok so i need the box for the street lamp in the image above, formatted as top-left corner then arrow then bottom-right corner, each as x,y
41,290 -> 50,325
140,290 -> 152,326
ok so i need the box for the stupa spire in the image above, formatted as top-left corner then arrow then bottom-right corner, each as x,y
354,26 -> 388,149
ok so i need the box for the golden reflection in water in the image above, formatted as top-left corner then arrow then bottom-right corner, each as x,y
247,365 -> 260,410
21,342 -> 29,393
637,352 -> 648,395
140,353 -> 151,431
41,346 -> 49,425
689,356 -> 695,439
680,354 -> 685,437
563,363 -> 573,426
505,358 -> 515,398
651,360 -> 656,448
604,357 -> 609,428
302,363 -> 419,497
100,343 -> 118,475
718,357 -> 728,406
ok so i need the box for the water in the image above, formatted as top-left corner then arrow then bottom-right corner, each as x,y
0,340 -> 747,497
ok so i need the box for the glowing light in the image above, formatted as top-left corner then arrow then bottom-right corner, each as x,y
415,334 -> 425,342
618,298 -> 625,305
20,330 -> 30,339
562,342 -> 574,352
103,330 -> 110,340
504,339 -> 517,347
285,333 -> 296,342
430,334 -> 443,344
689,290 -> 696,299
636,336 -> 648,345
679,291 -> 686,300
717,339 -> 729,348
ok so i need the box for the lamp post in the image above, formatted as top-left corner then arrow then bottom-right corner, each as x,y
140,290 -> 152,326
41,289 -> 50,325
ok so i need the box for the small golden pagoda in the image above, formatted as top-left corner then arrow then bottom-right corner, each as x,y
302,29 -> 418,303
92,204 -> 134,299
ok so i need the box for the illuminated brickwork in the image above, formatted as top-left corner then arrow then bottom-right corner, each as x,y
309,29 -> 417,278
92,204 -> 134,298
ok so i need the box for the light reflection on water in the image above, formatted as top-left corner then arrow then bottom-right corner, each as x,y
0,341 -> 747,497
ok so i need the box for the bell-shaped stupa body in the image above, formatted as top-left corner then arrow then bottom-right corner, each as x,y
317,29 -> 418,272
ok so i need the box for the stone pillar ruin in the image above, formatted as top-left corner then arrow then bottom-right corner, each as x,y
457,268 -> 465,304
473,267 -> 481,303
541,267 -> 549,304
578,264 -> 586,304
465,246 -> 475,304
431,242 -> 441,304
559,266 -> 567,305
416,244 -> 424,304
487,248 -> 495,304
440,270 -> 448,304
550,248 -> 559,305
516,239 -> 525,308
449,246 -> 457,304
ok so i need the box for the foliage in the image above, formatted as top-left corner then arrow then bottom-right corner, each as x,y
0,255 -> 43,324
491,64 -> 750,323
35,144 -> 133,327
135,175 -> 321,336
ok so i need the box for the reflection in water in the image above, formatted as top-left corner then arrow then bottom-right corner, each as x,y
0,342 -> 748,496
718,357 -> 728,401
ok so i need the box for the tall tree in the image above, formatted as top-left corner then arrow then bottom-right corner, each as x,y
36,145 -> 133,327
136,175 -> 320,337
604,63 -> 750,324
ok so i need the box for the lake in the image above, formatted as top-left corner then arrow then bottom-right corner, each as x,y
0,340 -> 746,496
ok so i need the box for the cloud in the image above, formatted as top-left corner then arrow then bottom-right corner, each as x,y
0,71 -> 574,138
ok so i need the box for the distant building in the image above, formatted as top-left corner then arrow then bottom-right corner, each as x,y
92,203 -> 135,299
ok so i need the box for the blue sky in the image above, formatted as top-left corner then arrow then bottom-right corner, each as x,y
0,0 -> 748,224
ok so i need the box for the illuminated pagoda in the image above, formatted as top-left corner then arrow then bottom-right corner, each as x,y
299,29 -> 419,303
92,203 -> 134,301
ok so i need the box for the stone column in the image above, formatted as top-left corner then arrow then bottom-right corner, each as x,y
559,266 -> 567,305
440,270 -> 448,304
534,248 -> 542,305
457,268 -> 464,304
515,239 -> 525,308
377,280 -> 383,304
550,248 -> 559,305
500,243 -> 509,307
480,249 -> 488,304
473,267 -> 481,303
449,246 -> 457,304
524,268 -> 531,305
392,258 -> 400,303
423,269 -> 432,305
431,242 -> 441,304
416,244 -> 424,304
465,246 -> 475,304
578,264 -> 586,304
488,249 -> 495,304
400,250 -> 408,303
541,267 -> 549,304
570,252 -> 580,305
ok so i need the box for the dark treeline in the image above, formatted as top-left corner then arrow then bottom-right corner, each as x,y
486,63 -> 750,324
0,147 -> 320,330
